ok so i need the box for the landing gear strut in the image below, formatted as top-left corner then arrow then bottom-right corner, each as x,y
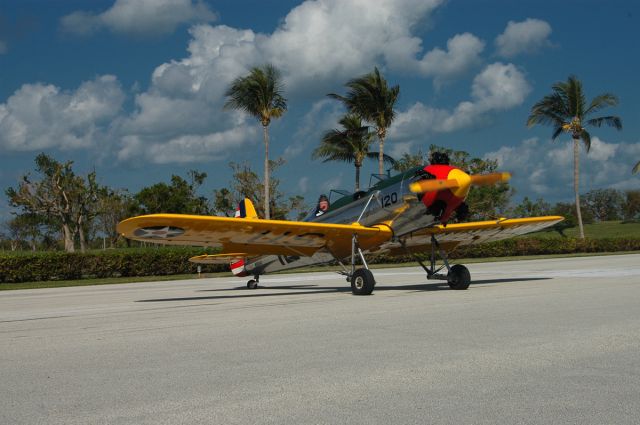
336,232 -> 376,295
331,194 -> 380,295
402,235 -> 471,290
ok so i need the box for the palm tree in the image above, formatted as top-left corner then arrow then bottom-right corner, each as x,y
527,75 -> 622,238
328,67 -> 399,176
312,114 -> 393,191
224,64 -> 287,219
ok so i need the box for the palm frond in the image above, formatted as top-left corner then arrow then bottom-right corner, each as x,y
580,129 -> 591,152
368,152 -> 396,164
567,75 -> 585,117
586,115 -> 622,130
551,125 -> 564,141
526,93 -> 568,127
327,93 -> 347,103
584,93 -> 619,116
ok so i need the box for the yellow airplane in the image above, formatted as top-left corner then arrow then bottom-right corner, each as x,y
117,159 -> 562,295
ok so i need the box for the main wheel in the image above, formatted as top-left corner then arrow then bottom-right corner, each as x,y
351,268 -> 375,295
447,264 -> 470,290
247,279 -> 258,289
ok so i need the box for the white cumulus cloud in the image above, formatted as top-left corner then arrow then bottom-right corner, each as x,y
0,75 -> 125,151
389,62 -> 531,147
117,125 -> 258,164
60,0 -> 217,37
486,137 -> 640,201
495,18 -> 552,58
418,33 -> 485,87
144,0 -> 454,100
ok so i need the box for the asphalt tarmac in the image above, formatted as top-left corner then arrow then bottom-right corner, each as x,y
1,254 -> 640,424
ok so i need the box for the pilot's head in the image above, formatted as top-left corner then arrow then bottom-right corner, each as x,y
318,194 -> 329,212
430,151 -> 450,165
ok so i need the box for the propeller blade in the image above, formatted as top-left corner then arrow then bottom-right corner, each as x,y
469,172 -> 511,186
409,179 -> 459,193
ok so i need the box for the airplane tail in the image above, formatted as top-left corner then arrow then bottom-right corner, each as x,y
229,198 -> 258,277
234,198 -> 259,219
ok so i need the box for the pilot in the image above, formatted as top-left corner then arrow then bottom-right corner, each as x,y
315,194 -> 330,217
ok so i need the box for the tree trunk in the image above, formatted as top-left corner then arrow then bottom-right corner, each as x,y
378,134 -> 385,176
62,223 -> 75,252
355,163 -> 361,192
79,226 -> 87,252
573,137 -> 585,239
78,215 -> 87,252
263,124 -> 270,219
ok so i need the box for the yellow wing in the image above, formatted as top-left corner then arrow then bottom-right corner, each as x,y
379,216 -> 564,255
117,214 -> 393,259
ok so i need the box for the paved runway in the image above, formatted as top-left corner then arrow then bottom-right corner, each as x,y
2,254 -> 640,424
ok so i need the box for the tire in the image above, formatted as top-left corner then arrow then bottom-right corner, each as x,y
447,264 -> 470,290
427,200 -> 446,220
247,279 -> 258,289
455,202 -> 469,222
351,268 -> 375,295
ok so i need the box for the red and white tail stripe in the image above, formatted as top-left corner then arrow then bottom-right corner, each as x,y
230,259 -> 248,277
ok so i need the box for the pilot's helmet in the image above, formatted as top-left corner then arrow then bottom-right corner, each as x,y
430,151 -> 450,165
318,194 -> 329,203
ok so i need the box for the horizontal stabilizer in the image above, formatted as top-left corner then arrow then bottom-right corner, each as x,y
189,253 -> 249,264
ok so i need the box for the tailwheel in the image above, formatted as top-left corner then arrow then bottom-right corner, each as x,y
351,268 -> 375,295
246,279 -> 258,289
447,264 -> 470,290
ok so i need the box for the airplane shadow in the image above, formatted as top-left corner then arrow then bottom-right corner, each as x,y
197,284 -> 319,292
136,277 -> 551,303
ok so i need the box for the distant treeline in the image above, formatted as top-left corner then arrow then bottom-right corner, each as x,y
2,151 -> 639,254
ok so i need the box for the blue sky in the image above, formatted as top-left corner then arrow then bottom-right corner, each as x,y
1,0 -> 639,219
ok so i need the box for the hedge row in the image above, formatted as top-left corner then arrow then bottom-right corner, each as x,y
1,237 -> 639,284
365,237 -> 640,264
0,248 -> 226,283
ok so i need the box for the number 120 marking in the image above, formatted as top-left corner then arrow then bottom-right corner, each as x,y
382,192 -> 398,207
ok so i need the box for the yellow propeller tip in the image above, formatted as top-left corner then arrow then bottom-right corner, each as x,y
409,182 -> 422,193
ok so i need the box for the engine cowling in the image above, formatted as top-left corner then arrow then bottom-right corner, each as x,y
418,164 -> 466,223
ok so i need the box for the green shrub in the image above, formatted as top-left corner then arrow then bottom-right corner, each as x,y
0,247 -> 226,284
368,237 -> 640,264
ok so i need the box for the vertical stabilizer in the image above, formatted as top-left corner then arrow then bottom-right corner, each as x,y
235,198 -> 259,219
